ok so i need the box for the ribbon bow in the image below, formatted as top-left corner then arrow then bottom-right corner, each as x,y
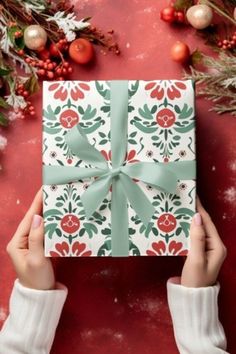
44,81 -> 196,256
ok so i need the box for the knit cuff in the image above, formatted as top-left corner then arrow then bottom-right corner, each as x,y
167,277 -> 227,353
0,279 -> 68,354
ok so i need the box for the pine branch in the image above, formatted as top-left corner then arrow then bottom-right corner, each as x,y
184,52 -> 236,116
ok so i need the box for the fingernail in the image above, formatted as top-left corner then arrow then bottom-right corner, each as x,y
31,214 -> 42,229
194,213 -> 202,226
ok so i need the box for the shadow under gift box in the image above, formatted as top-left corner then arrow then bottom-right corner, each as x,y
42,79 -> 196,257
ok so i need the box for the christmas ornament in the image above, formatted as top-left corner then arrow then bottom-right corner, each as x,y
24,25 -> 48,51
160,6 -> 185,24
160,6 -> 176,23
170,41 -> 190,64
186,4 -> 213,30
69,38 -> 94,64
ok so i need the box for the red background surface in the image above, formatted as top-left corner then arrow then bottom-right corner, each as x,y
1,1 -> 236,353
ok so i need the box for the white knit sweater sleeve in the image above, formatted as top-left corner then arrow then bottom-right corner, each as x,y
0,279 -> 68,354
167,277 -> 228,354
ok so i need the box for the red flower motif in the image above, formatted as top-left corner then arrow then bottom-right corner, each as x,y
100,149 -> 139,163
48,82 -> 90,101
157,213 -> 177,233
156,108 -> 176,128
146,240 -> 187,256
145,81 -> 187,100
60,109 -> 79,128
50,241 -> 92,257
60,214 -> 80,234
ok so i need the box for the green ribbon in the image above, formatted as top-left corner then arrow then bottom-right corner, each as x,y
44,80 -> 196,256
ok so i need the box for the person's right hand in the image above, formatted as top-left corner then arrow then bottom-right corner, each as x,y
6,189 -> 55,290
181,197 -> 227,287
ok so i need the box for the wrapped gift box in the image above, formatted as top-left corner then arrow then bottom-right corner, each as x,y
43,80 -> 196,257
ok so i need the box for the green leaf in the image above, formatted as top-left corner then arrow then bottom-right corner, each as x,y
175,208 -> 195,217
78,106 -> 84,114
130,131 -> 137,138
179,103 -> 193,119
43,105 -> 57,121
95,81 -> 110,99
54,106 -> 61,115
99,132 -> 106,138
174,122 -> 195,133
8,26 -> 25,49
82,121 -> 102,134
128,139 -> 137,144
138,104 -> 153,120
44,209 -> 63,218
101,105 -> 110,113
55,228 -> 62,237
0,112 -> 8,126
129,81 -> 139,97
0,67 -> 12,76
180,222 -> 190,237
83,104 -> 97,120
133,121 -> 157,134
56,202 -> 64,207
24,75 -> 40,94
44,223 -> 57,239
79,228 -> 85,237
174,105 -> 181,114
101,228 -> 111,235
99,139 -> 108,145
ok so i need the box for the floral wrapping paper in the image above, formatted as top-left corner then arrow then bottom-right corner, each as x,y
42,80 -> 196,257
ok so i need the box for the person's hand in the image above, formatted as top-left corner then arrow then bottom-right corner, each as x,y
181,197 -> 227,287
6,189 -> 55,290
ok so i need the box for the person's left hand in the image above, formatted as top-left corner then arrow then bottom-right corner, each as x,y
6,189 -> 55,290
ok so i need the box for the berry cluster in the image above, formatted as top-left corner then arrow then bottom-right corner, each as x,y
16,83 -> 36,118
24,57 -> 73,81
217,32 -> 236,50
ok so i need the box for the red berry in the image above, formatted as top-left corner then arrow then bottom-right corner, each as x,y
49,43 -> 61,57
25,57 -> 31,63
175,11 -> 185,23
63,61 -> 69,68
68,67 -> 73,73
37,69 -> 46,76
18,49 -> 24,56
160,6 -> 176,23
39,49 -> 50,61
47,63 -> 54,70
23,90 -> 29,97
56,68 -> 62,75
47,71 -> 54,79
30,111 -> 35,116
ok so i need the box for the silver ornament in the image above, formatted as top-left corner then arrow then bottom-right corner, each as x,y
186,5 -> 213,30
24,25 -> 47,51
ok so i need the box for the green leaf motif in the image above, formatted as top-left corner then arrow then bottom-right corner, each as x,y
45,223 -> 58,239
179,103 -> 193,119
175,208 -> 195,217
43,105 -> 57,121
174,122 -> 195,133
44,209 -> 63,219
138,104 -> 153,120
133,120 -> 157,134
95,81 -> 110,99
82,105 -> 97,120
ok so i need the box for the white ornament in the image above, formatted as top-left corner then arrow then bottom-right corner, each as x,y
186,4 -> 213,30
24,25 -> 47,51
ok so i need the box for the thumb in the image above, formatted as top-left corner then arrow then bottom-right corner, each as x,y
188,213 -> 206,262
28,215 -> 44,256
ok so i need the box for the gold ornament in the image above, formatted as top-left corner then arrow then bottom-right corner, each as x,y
24,25 -> 47,51
186,5 -> 213,30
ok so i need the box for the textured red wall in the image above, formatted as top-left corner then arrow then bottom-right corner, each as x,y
0,1 -> 236,353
